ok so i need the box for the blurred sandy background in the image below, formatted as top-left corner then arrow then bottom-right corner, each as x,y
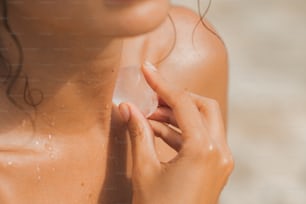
172,0 -> 306,203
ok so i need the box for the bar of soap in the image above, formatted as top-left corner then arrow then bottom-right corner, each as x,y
113,65 -> 158,117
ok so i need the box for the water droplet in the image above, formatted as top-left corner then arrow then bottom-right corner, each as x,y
35,164 -> 42,182
21,119 -> 26,127
7,161 -> 13,166
50,121 -> 55,127
35,140 -> 40,145
209,144 -> 214,152
44,143 -> 52,150
36,165 -> 41,172
48,134 -> 53,140
49,153 -> 55,159
67,81 -> 72,86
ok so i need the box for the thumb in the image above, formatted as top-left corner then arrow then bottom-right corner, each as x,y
119,103 -> 160,173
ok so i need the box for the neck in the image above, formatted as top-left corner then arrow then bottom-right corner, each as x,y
0,11 -> 124,136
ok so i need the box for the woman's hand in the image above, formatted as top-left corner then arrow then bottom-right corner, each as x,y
118,62 -> 234,204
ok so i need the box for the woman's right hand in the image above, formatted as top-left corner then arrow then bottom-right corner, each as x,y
118,62 -> 234,204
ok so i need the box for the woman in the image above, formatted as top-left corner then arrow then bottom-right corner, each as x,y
0,0 -> 233,203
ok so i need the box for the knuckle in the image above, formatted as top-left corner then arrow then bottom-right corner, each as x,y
197,98 -> 221,113
184,141 -> 235,178
207,98 -> 220,109
197,103 -> 207,113
184,137 -> 235,172
220,154 -> 235,175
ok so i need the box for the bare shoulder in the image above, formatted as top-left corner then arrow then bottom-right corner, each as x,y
168,5 -> 227,59
146,5 -> 229,119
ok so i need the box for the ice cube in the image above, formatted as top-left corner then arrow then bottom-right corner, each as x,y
113,64 -> 158,117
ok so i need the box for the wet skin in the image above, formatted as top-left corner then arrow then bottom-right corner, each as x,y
0,1 -> 228,203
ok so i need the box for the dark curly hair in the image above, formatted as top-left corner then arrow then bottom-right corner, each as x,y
0,0 -> 43,110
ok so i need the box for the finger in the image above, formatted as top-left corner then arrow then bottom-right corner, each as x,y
149,107 -> 178,127
142,62 -> 206,141
190,94 -> 225,136
149,120 -> 182,152
119,103 -> 160,171
189,93 -> 228,151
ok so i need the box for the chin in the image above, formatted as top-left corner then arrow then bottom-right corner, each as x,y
103,0 -> 171,37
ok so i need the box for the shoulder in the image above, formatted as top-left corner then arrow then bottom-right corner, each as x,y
145,5 -> 229,118
145,5 -> 228,85
160,5 -> 228,71
124,5 -> 228,76
168,5 -> 227,57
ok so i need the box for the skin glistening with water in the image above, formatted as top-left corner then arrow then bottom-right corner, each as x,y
0,0 -> 232,203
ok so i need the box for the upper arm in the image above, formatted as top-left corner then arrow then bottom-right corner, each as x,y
147,6 -> 229,122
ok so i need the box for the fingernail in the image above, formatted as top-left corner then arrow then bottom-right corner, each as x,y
144,61 -> 157,72
119,104 -> 130,122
